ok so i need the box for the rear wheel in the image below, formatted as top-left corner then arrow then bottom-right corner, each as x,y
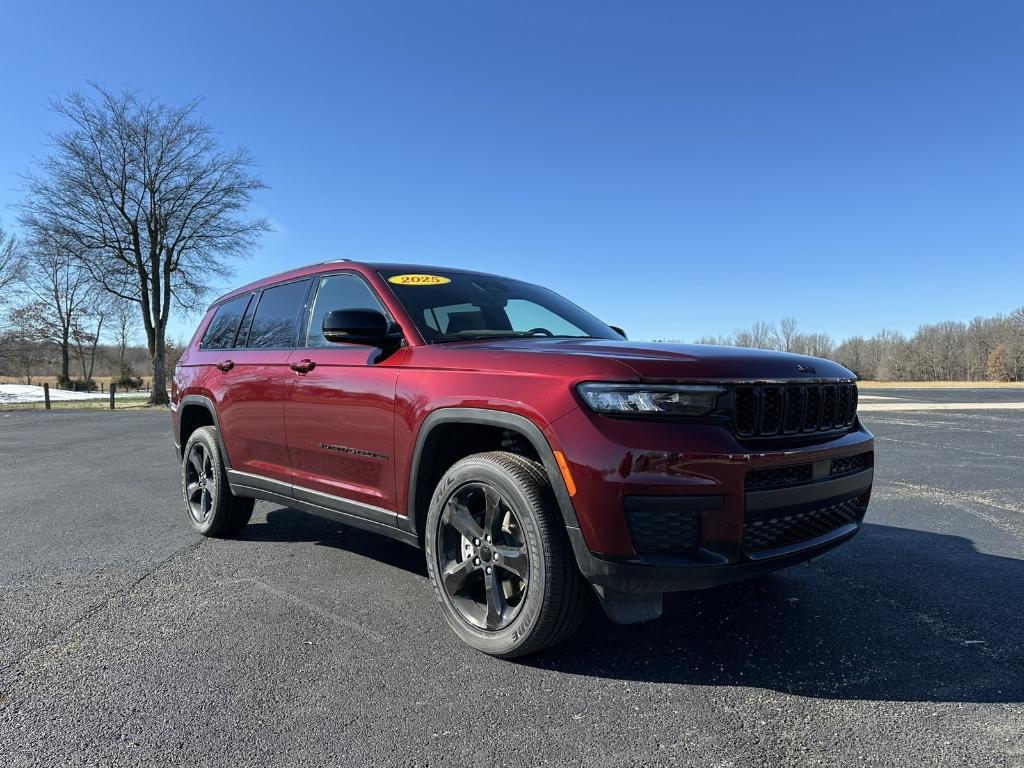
181,426 -> 254,537
424,451 -> 589,658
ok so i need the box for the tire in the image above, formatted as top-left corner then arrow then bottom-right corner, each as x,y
424,451 -> 589,658
181,426 -> 254,537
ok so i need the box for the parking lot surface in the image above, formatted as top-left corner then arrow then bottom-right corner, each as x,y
1,391 -> 1022,767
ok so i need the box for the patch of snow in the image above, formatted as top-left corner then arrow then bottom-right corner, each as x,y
0,384 -> 149,403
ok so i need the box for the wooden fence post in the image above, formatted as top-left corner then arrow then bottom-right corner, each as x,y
110,383 -> 116,410
43,382 -> 51,410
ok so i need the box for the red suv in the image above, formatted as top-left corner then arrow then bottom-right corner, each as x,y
172,261 -> 874,657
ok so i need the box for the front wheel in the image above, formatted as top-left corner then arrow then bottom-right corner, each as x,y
424,451 -> 589,658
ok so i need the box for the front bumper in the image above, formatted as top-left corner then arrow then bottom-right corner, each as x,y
567,478 -> 867,594
546,406 -> 874,592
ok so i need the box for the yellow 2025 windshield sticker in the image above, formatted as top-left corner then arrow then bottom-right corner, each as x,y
387,274 -> 451,286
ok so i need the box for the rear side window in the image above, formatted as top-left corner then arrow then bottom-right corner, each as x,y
247,280 -> 311,349
201,294 -> 251,349
305,273 -> 387,347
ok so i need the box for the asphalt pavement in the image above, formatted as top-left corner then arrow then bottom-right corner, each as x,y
1,392 -> 1022,767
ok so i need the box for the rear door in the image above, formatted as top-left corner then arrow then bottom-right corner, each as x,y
215,278 -> 311,486
284,271 -> 404,512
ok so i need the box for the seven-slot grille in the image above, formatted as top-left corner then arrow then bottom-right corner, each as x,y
733,382 -> 858,438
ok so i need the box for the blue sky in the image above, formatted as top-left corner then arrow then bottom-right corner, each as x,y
1,1 -> 1022,343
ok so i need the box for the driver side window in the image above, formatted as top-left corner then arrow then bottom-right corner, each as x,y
305,273 -> 387,347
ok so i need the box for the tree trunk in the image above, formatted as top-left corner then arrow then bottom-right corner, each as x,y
60,339 -> 70,384
150,327 -> 169,405
86,316 -> 103,381
118,338 -> 128,379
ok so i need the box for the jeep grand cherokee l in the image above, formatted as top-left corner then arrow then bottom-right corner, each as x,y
171,261 -> 874,657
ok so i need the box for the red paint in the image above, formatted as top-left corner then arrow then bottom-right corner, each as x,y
172,261 -> 874,563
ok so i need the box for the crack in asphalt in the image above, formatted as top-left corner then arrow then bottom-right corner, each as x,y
0,538 -> 204,684
215,577 -> 388,643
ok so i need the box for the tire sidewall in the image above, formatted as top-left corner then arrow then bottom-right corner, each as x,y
425,456 -> 551,656
181,426 -> 226,536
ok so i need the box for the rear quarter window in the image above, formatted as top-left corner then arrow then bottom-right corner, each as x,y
201,294 -> 251,349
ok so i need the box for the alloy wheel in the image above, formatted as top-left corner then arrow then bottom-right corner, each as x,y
184,442 -> 217,523
436,482 -> 530,631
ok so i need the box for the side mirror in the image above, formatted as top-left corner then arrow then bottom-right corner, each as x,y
609,325 -> 627,339
322,309 -> 402,348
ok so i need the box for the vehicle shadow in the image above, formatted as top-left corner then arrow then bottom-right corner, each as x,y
529,523 -> 1024,703
240,506 -> 429,578
241,510 -> 1023,703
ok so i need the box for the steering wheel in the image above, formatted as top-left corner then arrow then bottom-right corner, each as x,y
524,327 -> 554,337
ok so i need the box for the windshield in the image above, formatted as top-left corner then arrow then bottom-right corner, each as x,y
378,269 -> 621,343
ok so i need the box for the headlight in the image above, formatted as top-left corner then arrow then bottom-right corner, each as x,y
577,382 -> 726,417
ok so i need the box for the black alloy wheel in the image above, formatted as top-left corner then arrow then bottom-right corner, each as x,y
424,451 -> 590,658
436,482 -> 531,631
180,425 -> 254,538
184,441 -> 217,524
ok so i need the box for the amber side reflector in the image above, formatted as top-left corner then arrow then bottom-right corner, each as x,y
553,450 -> 577,497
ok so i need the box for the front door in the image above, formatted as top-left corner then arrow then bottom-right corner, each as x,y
284,272 -> 404,512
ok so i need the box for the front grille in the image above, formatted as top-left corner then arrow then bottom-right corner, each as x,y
733,381 -> 858,439
743,497 -> 865,555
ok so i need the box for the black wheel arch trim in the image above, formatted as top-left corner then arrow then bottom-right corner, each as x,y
177,394 -> 232,469
407,407 -> 583,542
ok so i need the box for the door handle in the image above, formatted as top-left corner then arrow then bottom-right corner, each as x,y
289,359 -> 316,374
216,360 -> 234,372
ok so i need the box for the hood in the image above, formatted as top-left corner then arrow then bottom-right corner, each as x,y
438,338 -> 855,381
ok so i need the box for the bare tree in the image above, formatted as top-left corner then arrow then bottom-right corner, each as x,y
72,299 -> 108,383
1,301 -> 52,383
0,224 -> 25,302
19,85 -> 268,404
796,332 -> 834,359
693,334 -> 733,346
109,298 -> 142,382
18,236 -> 96,385
779,317 -> 799,352
834,336 -> 871,378
1008,307 -> 1024,381
987,344 -> 1010,382
733,321 -> 780,350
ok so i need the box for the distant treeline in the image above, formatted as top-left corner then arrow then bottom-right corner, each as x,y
661,308 -> 1024,382
0,341 -> 182,386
